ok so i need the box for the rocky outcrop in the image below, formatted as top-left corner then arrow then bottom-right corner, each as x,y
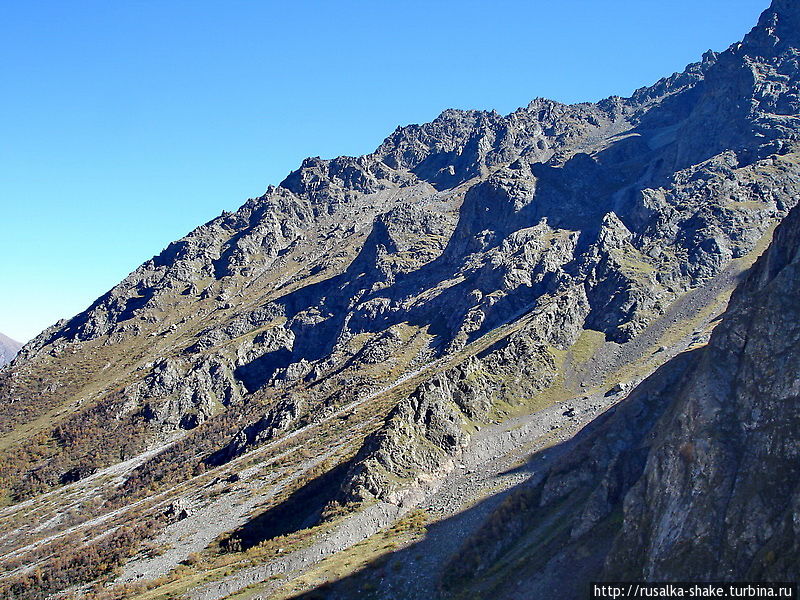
604,201 -> 800,582
442,181 -> 800,599
337,293 -> 579,507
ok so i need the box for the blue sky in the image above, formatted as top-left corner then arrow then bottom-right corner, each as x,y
1,0 -> 768,342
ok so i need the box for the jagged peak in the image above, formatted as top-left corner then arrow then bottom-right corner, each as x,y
740,0 -> 800,55
628,56 -> 713,107
768,0 -> 800,22
434,107 -> 500,121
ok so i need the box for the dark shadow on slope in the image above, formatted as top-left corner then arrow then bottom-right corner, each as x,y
212,227 -> 254,279
220,461 -> 352,553
231,272 -> 349,388
283,442 -> 585,600
233,57 -> 773,392
234,348 -> 295,393
284,349 -> 700,600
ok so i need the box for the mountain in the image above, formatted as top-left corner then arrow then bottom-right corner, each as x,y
0,332 -> 21,367
0,1 -> 798,598
432,199 -> 800,600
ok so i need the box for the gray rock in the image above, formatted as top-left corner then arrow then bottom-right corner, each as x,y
1,2 -> 800,596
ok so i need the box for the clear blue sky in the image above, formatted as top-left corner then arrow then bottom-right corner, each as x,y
1,0 -> 768,342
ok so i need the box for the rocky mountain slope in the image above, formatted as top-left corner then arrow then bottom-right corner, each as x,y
432,175 -> 800,600
0,332 -> 21,367
0,1 -> 798,598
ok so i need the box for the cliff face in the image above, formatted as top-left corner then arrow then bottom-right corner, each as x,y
603,4 -> 800,577
0,1 -> 799,598
605,199 -> 800,581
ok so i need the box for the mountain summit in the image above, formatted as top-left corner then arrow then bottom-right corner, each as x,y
1,1 -> 799,598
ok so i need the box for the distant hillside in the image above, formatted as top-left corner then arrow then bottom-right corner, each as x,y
0,332 -> 21,367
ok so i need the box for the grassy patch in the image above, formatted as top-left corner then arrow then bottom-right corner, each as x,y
568,329 -> 606,368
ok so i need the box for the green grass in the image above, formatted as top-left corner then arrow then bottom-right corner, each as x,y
567,329 -> 606,370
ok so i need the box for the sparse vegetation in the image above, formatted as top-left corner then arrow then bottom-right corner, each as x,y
0,516 -> 165,600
